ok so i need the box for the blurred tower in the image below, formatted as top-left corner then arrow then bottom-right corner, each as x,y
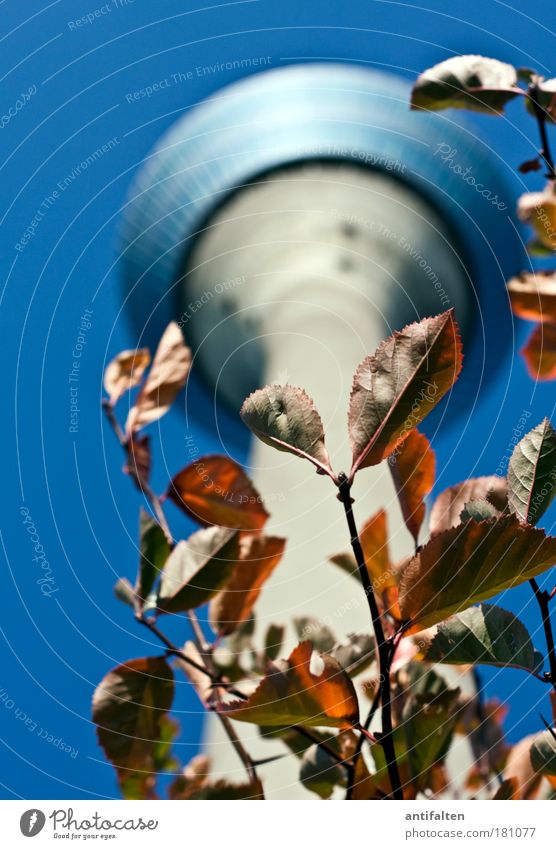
120,64 -> 522,797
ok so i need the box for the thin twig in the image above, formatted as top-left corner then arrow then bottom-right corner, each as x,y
137,614 -> 261,789
102,399 -> 174,546
337,473 -> 403,800
530,578 -> 556,693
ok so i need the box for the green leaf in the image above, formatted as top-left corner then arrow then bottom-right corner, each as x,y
399,515 -> 556,630
264,624 -> 285,662
421,604 -> 543,674
330,633 -> 375,677
240,384 -> 333,476
348,311 -> 462,475
507,418 -> 556,525
157,526 -> 240,613
217,641 -> 359,729
460,499 -> 501,523
411,55 -> 522,114
136,510 -> 170,607
92,657 -> 175,790
299,743 -> 346,799
402,670 -> 460,790
530,728 -> 556,776
429,475 -> 507,535
293,617 -> 336,653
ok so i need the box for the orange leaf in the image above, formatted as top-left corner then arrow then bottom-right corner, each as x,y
429,475 -> 507,536
330,510 -> 401,620
389,429 -> 435,544
209,534 -> 286,635
360,510 -> 401,620
521,322 -> 556,381
508,271 -> 556,322
168,455 -> 268,531
348,311 -> 462,475
399,515 -> 556,630
217,641 -> 359,729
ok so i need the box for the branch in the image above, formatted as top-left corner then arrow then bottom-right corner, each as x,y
337,473 -> 404,800
530,578 -> 556,693
528,83 -> 556,180
102,399 -> 173,546
137,613 -> 262,790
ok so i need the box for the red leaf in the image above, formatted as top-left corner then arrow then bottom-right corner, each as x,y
168,455 -> 268,531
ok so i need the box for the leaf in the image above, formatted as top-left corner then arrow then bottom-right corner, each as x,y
124,434 -> 152,491
157,526 -> 241,613
264,624 -> 285,662
299,743 -> 346,799
398,514 -> 556,630
329,510 -> 401,619
330,633 -> 375,677
505,735 -> 543,799
419,604 -> 543,674
429,475 -> 507,535
104,348 -> 151,405
402,671 -> 460,791
92,657 -> 174,788
293,617 -> 337,653
526,77 -> 556,122
240,384 -> 333,476
192,779 -> 264,800
359,510 -> 401,618
507,418 -> 556,524
410,55 -> 521,114
530,728 -> 556,776
135,510 -> 169,608
168,455 -> 268,531
168,754 -> 211,800
348,311 -> 462,474
209,534 -> 285,635
126,322 -> 191,433
217,641 -> 359,729
389,429 -> 435,544
522,323 -> 556,381
517,186 -> 556,251
460,498 -> 501,523
114,577 -> 136,607
518,157 -> 542,174
168,755 -> 264,799
493,777 -> 519,800
507,271 -> 556,322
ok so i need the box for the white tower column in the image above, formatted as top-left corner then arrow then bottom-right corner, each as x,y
184,162 -> 474,797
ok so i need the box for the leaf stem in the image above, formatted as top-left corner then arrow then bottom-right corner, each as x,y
337,473 -> 403,800
530,578 -> 556,692
528,83 -> 556,179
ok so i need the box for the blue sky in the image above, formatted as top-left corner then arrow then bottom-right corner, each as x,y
2,0 -> 556,799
